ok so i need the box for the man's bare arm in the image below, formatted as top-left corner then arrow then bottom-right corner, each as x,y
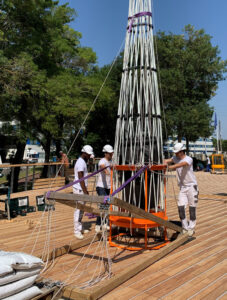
100,164 -> 110,175
164,158 -> 174,165
78,171 -> 89,194
168,161 -> 189,171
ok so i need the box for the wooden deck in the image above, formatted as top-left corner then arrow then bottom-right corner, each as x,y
0,172 -> 226,299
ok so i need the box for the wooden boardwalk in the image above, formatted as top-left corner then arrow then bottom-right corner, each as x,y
0,172 -> 226,299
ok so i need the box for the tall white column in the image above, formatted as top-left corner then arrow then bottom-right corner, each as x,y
114,0 -> 164,211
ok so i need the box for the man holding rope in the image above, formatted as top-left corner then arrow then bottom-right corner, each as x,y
73,145 -> 94,239
165,143 -> 198,237
95,145 -> 114,233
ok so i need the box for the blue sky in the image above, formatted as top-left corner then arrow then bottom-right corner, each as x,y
60,0 -> 227,139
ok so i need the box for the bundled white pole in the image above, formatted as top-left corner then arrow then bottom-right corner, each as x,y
114,0 -> 164,211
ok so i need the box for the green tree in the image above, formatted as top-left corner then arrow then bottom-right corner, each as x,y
0,0 -> 98,188
84,53 -> 123,156
156,25 -> 227,150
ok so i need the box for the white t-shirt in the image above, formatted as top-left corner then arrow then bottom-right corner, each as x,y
73,157 -> 88,190
96,158 -> 111,189
207,157 -> 211,164
172,155 -> 197,188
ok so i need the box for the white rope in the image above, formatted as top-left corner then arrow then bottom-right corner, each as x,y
114,0 -> 164,216
50,214 -> 112,299
49,37 -> 126,190
19,36 -> 125,273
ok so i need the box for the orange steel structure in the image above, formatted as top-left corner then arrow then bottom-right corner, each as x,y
109,165 -> 169,251
211,154 -> 225,174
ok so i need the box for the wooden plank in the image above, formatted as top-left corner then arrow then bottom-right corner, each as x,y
62,286 -> 92,300
113,198 -> 183,232
50,193 -> 183,232
54,200 -> 149,220
33,184 -> 64,189
55,200 -> 151,220
0,162 -> 64,168
63,234 -> 189,300
48,192 -> 107,203
41,235 -> 101,262
35,177 -> 64,182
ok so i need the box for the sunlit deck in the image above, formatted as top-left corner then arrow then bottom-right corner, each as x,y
0,172 -> 226,299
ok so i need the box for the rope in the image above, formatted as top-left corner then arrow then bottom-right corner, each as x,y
46,166 -> 109,199
50,214 -> 112,299
19,37 -> 125,276
48,37 -> 126,192
114,0 -> 165,214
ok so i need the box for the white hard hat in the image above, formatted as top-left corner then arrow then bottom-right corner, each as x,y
102,144 -> 114,153
81,145 -> 94,155
173,143 -> 186,153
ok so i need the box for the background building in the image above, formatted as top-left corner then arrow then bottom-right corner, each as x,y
164,137 -> 215,157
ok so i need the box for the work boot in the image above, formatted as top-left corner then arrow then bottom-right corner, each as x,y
83,229 -> 90,234
188,229 -> 195,237
103,224 -> 110,230
95,225 -> 101,233
75,232 -> 84,240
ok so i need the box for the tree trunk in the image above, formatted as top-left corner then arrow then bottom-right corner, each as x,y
41,137 -> 51,178
10,141 -> 26,192
186,137 -> 189,155
55,139 -> 61,158
177,135 -> 182,142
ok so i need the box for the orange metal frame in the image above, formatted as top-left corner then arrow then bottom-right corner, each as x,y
109,165 -> 169,251
211,154 -> 225,173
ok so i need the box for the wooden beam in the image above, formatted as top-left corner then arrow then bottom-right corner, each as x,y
41,235 -> 101,262
113,198 -> 183,233
47,192 -> 109,204
63,234 -> 189,300
49,193 -> 182,232
63,286 -> 93,300
53,199 -> 148,220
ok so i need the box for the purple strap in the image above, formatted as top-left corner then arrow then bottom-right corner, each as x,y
103,165 -> 148,203
46,166 -> 109,199
87,165 -> 148,215
128,11 -> 152,33
85,213 -> 97,219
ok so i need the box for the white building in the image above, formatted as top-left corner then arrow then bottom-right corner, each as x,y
0,121 -> 45,163
164,137 -> 215,156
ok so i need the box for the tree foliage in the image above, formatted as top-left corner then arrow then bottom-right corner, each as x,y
0,0 -> 102,188
0,0 -> 226,192
156,25 -> 227,148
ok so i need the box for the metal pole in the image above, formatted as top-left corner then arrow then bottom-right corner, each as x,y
10,167 -> 14,193
48,164 -> 50,178
32,165 -> 35,189
217,122 -> 219,153
25,166 -> 28,191
7,187 -> 11,220
219,120 -> 222,153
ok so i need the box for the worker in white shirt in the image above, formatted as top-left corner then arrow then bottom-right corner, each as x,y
165,143 -> 198,237
73,145 -> 94,240
206,155 -> 211,172
95,145 -> 114,233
